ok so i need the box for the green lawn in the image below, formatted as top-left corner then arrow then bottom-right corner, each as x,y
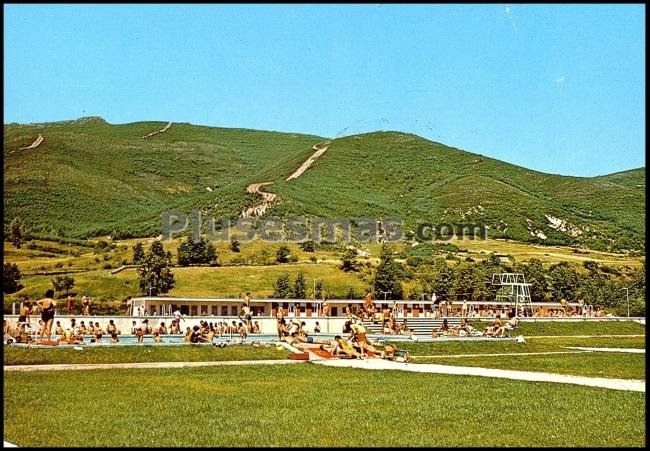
3,364 -> 645,447
396,335 -> 645,379
515,320 -> 646,336
3,344 -> 290,366
414,352 -> 646,380
116,263 -> 369,299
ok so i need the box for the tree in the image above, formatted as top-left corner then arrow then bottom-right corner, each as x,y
300,240 -> 316,252
547,261 -> 579,301
373,245 -> 404,300
516,258 -> 547,303
276,245 -> 290,263
340,247 -> 360,272
177,237 -> 218,266
230,238 -> 241,253
451,263 -> 490,302
9,217 -> 26,249
346,287 -> 356,299
417,257 -> 454,298
132,242 -> 145,265
3,263 -> 22,293
138,240 -> 175,296
293,271 -> 307,299
273,272 -> 292,298
315,279 -> 324,299
52,275 -> 75,296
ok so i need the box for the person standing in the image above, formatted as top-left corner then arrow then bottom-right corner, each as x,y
36,289 -> 57,341
82,295 -> 91,315
18,301 -> 32,325
66,294 -> 74,315
173,308 -> 185,326
241,302 -> 252,332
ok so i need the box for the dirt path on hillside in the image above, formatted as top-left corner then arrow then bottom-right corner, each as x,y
142,122 -> 172,138
18,134 -> 44,150
241,182 -> 277,218
286,144 -> 328,181
240,143 -> 329,218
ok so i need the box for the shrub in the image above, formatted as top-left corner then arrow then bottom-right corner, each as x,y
276,245 -> 290,263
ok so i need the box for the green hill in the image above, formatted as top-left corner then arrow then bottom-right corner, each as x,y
268,132 -> 644,252
3,117 -> 323,238
3,120 -> 645,252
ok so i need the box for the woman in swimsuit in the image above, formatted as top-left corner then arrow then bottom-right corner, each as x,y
276,305 -> 286,339
36,290 -> 57,341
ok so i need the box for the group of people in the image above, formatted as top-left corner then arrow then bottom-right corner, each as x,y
127,316 -> 263,344
433,318 -> 480,337
329,318 -> 411,362
64,294 -> 93,315
275,306 -> 322,341
9,290 -> 58,343
278,313 -> 412,362
431,312 -> 520,338
7,290 -> 97,343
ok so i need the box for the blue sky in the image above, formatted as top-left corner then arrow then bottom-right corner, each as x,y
4,4 -> 645,176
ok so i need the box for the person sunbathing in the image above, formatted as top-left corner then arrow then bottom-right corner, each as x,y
330,335 -> 364,359
484,315 -> 502,337
54,321 -> 65,337
380,344 -> 413,363
433,318 -> 451,337
498,313 -> 519,337
381,343 -> 398,360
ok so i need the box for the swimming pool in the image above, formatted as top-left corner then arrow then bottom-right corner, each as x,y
7,332 -> 514,348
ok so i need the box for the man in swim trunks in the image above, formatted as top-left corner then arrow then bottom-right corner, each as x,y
363,289 -> 375,320
349,320 -> 377,357
18,300 -> 32,326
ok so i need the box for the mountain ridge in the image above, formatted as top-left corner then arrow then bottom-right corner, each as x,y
3,118 -> 644,252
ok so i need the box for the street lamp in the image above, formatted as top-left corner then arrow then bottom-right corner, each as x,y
623,287 -> 629,318
380,290 -> 393,317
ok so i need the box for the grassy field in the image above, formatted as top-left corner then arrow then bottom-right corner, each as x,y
3,344 -> 290,366
512,320 -> 645,336
397,335 -> 646,379
3,321 -> 645,446
3,364 -> 645,447
449,238 -> 646,268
